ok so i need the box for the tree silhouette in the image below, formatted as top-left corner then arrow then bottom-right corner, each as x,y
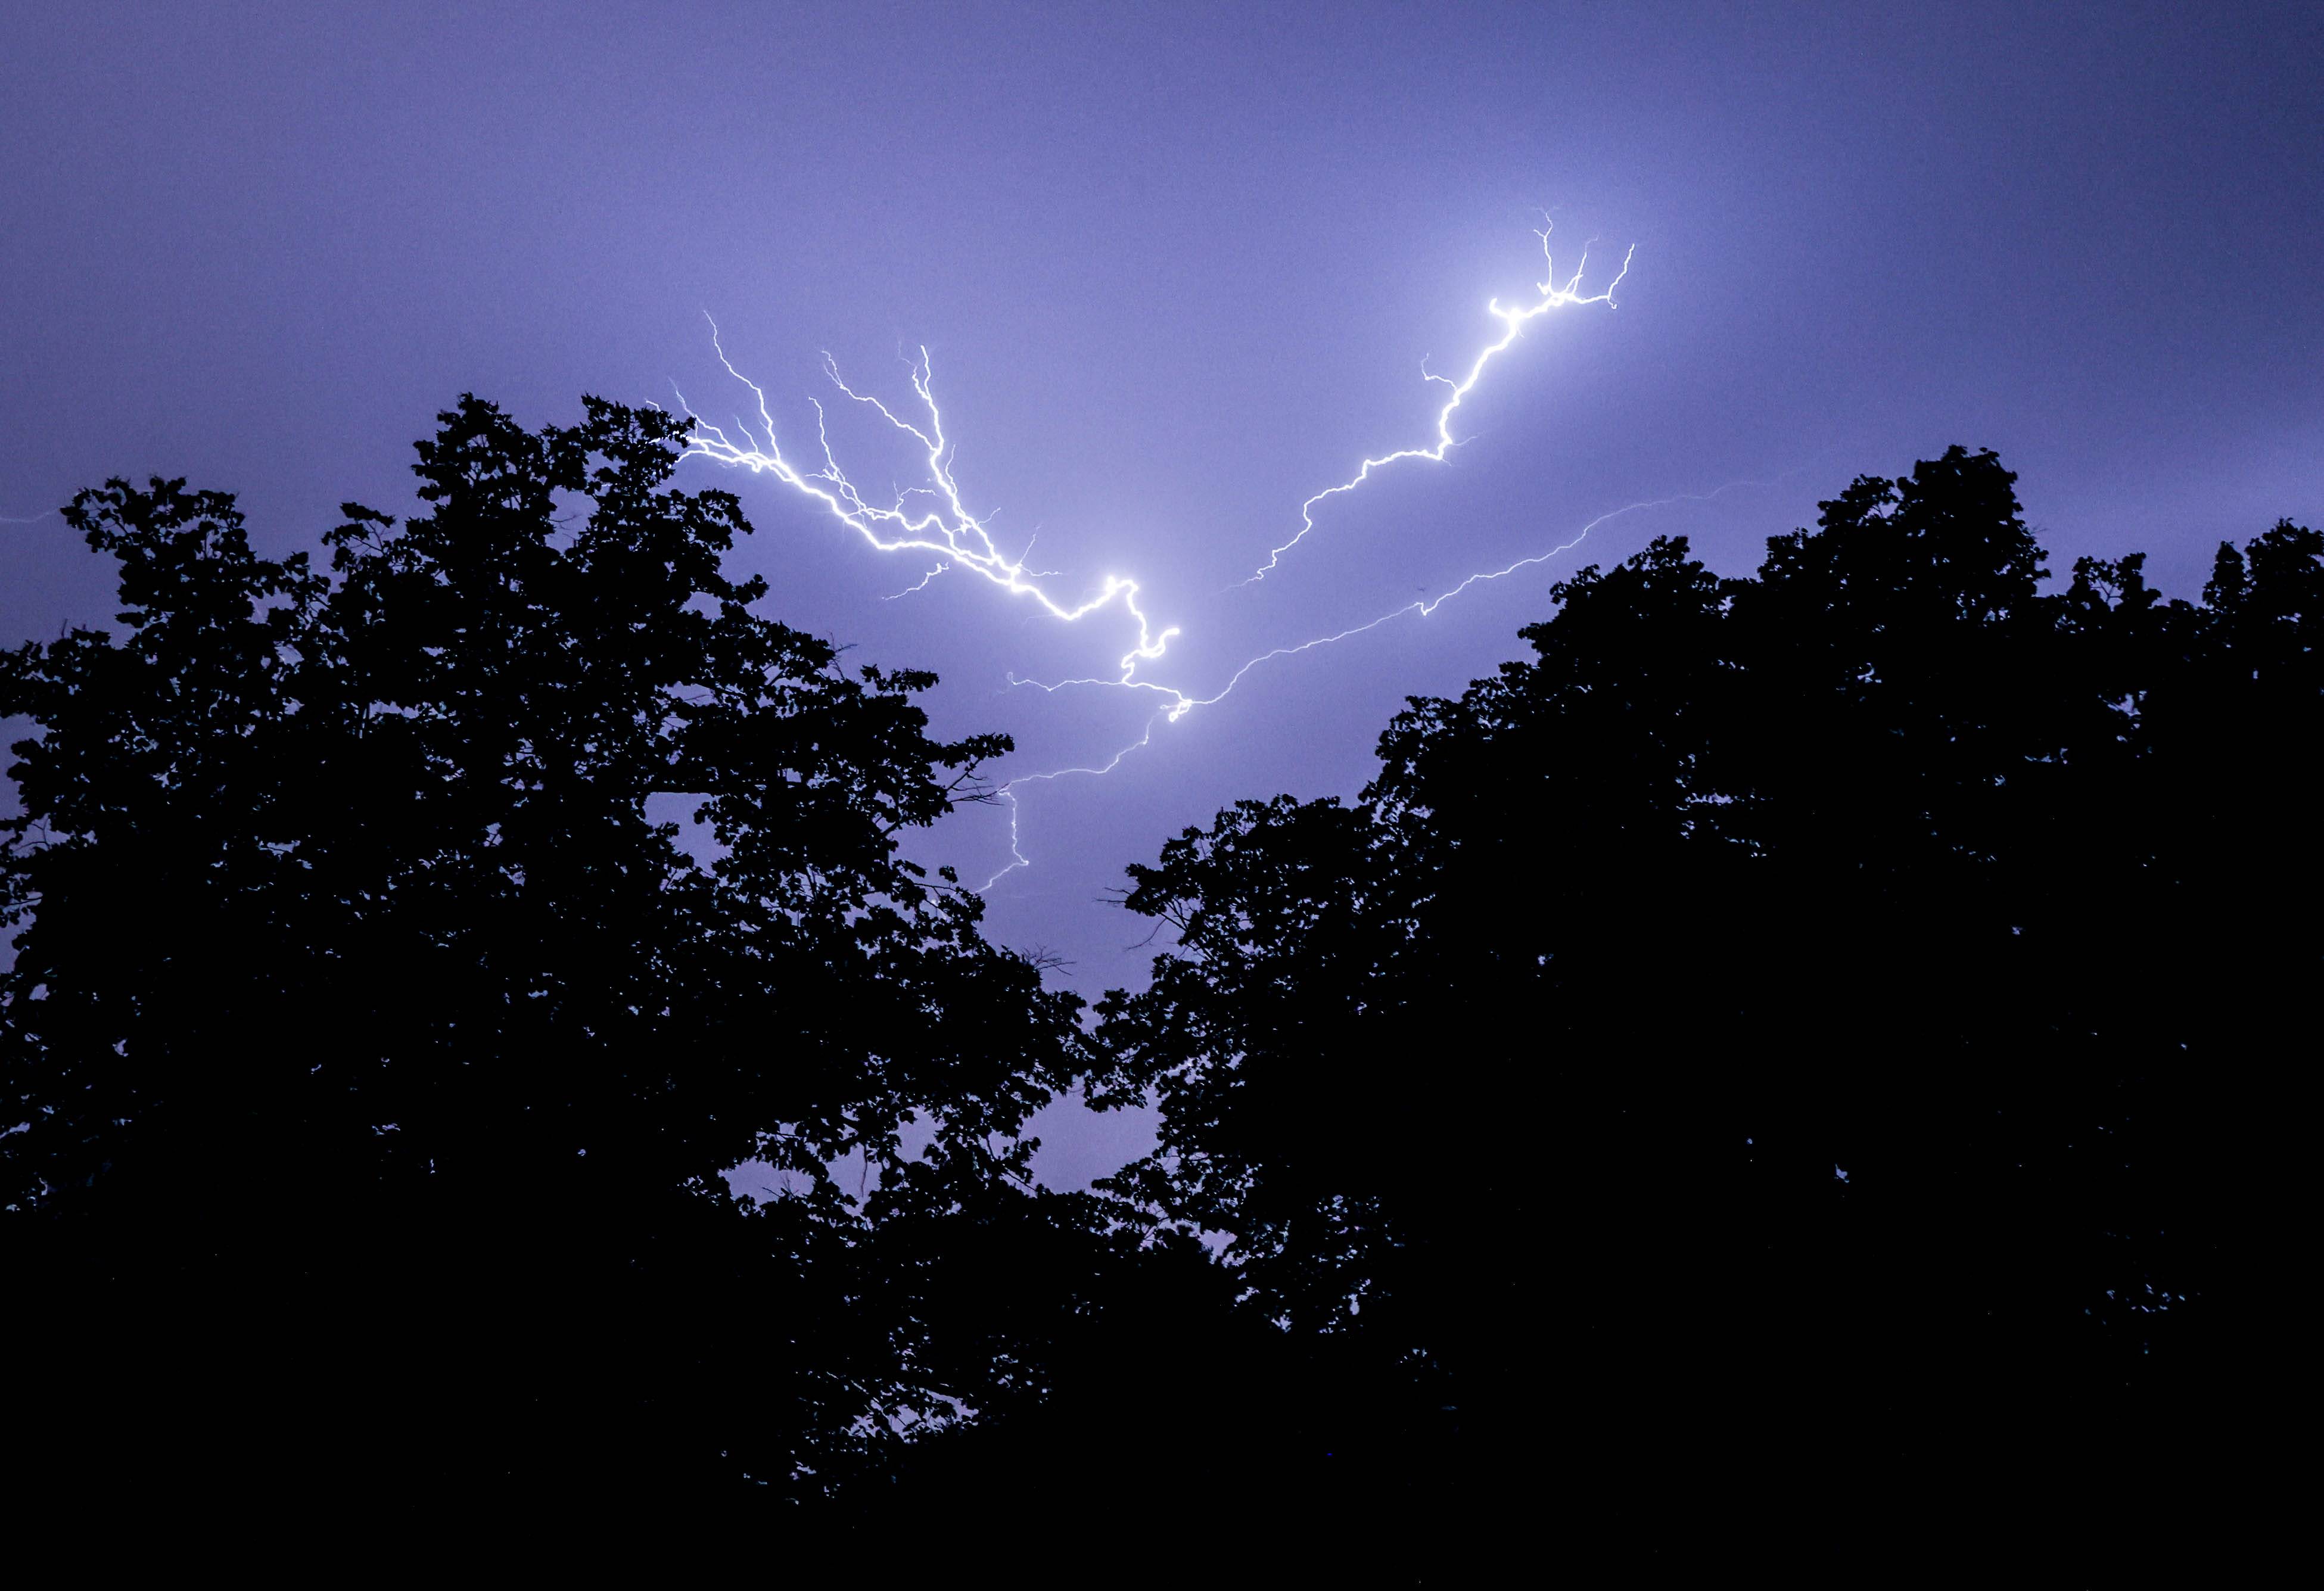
2,397 -> 1102,1510
1096,449 -> 2313,1553
7,425 -> 2306,1558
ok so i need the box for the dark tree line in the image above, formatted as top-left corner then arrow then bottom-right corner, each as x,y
4,411 -> 2306,1564
1086,449 -> 2310,1559
1,400 -> 1138,1515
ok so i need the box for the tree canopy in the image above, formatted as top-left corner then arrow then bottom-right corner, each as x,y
2,397 -> 1109,1508
1095,448 -> 2313,1542
5,423 -> 2306,1560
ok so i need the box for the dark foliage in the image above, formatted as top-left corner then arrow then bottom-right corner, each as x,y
1088,449 -> 2311,1559
5,425 -> 2305,1567
0,398 -> 1116,1517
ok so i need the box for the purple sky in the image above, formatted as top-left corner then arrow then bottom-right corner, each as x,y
5,3 -> 2319,1184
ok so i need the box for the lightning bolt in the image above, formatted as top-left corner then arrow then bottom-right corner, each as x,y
983,481 -> 1779,886
883,564 -> 948,600
980,714 -> 1166,892
680,227 -> 1678,893
1246,221 -> 1632,584
1013,482 -> 1770,726
679,319 -> 1180,683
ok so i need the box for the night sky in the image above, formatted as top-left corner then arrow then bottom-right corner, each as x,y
5,3 -> 2317,1185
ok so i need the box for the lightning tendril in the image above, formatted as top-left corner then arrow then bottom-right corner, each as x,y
680,226 -> 1690,892
680,322 -> 1178,682
1245,222 -> 1632,585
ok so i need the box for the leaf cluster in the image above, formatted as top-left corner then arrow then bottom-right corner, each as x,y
1095,448 -> 2317,1520
1,397 -> 1097,1503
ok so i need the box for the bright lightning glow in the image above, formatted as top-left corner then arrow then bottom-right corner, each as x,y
985,482 -> 1775,886
680,228 -> 1677,892
1013,482 -> 1768,727
680,320 -> 1180,682
1246,222 -> 1632,584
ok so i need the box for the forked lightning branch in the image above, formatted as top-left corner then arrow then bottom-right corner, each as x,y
680,225 -> 1641,888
